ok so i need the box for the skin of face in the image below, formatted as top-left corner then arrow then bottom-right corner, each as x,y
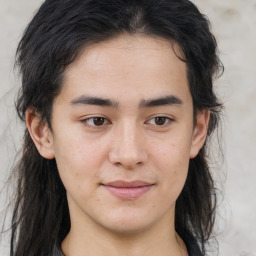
26,34 -> 209,256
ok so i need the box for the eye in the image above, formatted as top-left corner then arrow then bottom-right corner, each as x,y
147,116 -> 173,126
82,117 -> 110,127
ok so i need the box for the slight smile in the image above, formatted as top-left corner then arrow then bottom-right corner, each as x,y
101,180 -> 155,200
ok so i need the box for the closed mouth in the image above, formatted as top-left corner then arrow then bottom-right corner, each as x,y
102,180 -> 154,200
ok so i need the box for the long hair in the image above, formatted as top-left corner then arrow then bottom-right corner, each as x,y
11,0 -> 223,255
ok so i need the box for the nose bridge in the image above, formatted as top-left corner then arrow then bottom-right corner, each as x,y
109,119 -> 147,168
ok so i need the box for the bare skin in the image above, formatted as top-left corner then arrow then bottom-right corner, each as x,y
26,34 -> 209,256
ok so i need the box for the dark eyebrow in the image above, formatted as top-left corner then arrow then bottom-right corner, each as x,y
70,96 -> 119,108
70,95 -> 182,109
139,95 -> 183,108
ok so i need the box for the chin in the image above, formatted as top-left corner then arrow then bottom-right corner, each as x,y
96,210 -> 162,235
102,221 -> 153,236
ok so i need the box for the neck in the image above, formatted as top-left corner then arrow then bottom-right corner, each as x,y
61,213 -> 187,256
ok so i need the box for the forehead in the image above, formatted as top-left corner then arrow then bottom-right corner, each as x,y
58,34 -> 191,105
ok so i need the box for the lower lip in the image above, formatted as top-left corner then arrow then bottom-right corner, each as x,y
103,185 -> 153,200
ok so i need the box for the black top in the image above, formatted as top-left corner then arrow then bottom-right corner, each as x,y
49,237 -> 203,256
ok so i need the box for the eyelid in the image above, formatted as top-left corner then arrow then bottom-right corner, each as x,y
81,116 -> 111,127
145,115 -> 175,126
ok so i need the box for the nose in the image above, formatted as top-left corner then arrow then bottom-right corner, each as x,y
108,122 -> 148,169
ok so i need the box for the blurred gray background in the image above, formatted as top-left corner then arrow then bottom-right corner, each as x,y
0,0 -> 256,255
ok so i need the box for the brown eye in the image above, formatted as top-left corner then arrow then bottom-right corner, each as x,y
83,117 -> 110,127
154,117 -> 167,125
146,116 -> 173,127
92,117 -> 105,126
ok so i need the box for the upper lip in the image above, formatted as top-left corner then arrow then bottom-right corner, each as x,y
103,180 -> 153,188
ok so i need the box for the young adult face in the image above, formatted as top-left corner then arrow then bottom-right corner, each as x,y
27,34 -> 209,236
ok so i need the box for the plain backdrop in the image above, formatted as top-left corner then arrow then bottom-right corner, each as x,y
0,0 -> 256,255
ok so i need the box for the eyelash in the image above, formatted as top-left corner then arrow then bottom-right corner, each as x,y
81,116 -> 174,128
146,116 -> 174,126
82,117 -> 111,127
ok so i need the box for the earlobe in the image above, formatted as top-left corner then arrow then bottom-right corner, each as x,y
26,109 -> 55,159
190,110 -> 210,159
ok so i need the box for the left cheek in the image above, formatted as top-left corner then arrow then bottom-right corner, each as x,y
154,139 -> 191,166
153,142 -> 190,187
160,161 -> 189,205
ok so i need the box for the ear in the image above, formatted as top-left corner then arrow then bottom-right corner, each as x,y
190,109 -> 210,159
26,109 -> 55,159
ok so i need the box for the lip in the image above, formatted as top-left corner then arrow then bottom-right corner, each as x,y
102,180 -> 154,200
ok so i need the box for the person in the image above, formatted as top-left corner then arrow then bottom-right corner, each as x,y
9,0 -> 223,255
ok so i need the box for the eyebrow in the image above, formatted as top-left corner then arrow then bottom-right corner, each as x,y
70,96 -> 119,108
70,95 -> 183,108
139,95 -> 183,108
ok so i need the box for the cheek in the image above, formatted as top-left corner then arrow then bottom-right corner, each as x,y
151,134 -> 192,170
150,135 -> 192,195
52,132 -> 108,195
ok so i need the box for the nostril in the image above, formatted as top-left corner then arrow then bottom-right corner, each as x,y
109,152 -> 145,169
108,138 -> 148,168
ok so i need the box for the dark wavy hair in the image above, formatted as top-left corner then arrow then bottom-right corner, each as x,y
10,0 -> 223,255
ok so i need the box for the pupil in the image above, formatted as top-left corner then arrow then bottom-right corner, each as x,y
93,117 -> 104,126
155,117 -> 166,125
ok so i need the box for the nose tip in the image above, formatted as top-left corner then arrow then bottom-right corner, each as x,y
108,135 -> 148,169
109,151 -> 145,169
